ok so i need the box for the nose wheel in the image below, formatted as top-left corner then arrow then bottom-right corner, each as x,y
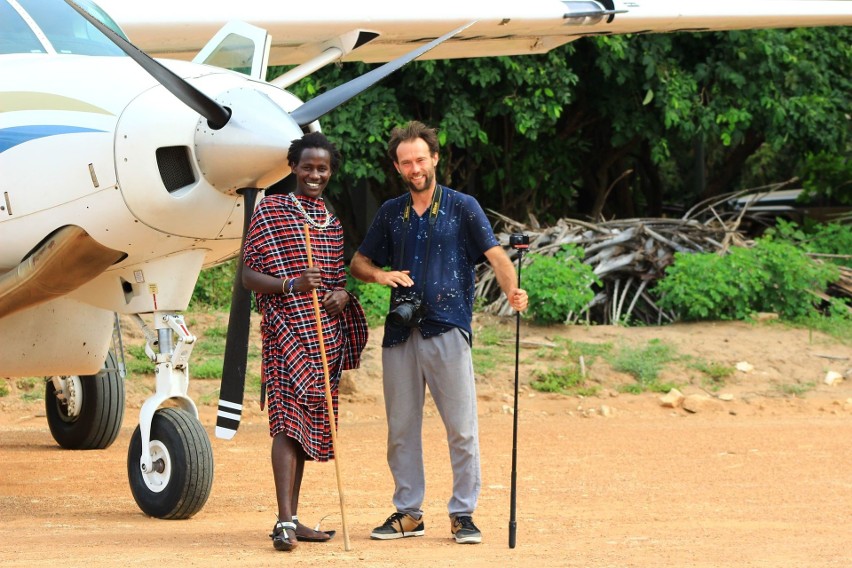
127,407 -> 213,519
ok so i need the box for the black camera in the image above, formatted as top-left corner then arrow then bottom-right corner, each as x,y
387,289 -> 427,328
510,233 -> 529,249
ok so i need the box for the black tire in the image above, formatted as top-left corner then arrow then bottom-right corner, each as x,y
127,407 -> 214,519
45,350 -> 125,450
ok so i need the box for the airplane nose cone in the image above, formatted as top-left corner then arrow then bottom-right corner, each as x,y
195,87 -> 303,194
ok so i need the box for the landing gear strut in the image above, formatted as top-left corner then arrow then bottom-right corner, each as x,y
126,312 -> 213,519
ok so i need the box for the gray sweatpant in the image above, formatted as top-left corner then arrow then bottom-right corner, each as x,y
381,328 -> 480,518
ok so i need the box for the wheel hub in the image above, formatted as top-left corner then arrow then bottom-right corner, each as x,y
139,440 -> 172,493
50,375 -> 83,419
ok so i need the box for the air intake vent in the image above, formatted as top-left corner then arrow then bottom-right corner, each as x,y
156,146 -> 196,192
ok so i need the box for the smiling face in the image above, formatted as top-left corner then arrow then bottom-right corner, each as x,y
394,137 -> 439,195
291,147 -> 333,198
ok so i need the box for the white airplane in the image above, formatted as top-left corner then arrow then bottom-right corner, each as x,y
2,0 -> 850,520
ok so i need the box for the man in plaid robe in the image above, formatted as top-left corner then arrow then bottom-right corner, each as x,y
242,132 -> 367,551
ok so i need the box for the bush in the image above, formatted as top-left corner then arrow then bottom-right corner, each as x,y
523,245 -> 601,324
346,271 -> 390,327
766,220 -> 852,269
656,238 -> 838,321
190,260 -> 237,311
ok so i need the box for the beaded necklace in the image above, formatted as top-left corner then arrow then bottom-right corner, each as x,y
289,193 -> 332,230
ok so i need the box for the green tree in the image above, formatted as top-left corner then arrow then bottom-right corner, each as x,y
269,27 -> 850,240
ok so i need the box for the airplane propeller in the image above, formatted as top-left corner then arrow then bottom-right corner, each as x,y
216,22 -> 476,437
65,1 -> 231,129
64,0 -> 474,438
216,188 -> 258,439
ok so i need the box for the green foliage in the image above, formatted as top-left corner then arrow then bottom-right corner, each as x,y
656,238 -> 838,321
800,151 -> 852,203
610,339 -> 677,388
193,359 -> 224,380
0,379 -> 8,397
125,344 -> 155,376
530,337 -> 611,395
523,245 -> 601,324
120,315 -> 263,395
270,27 -> 850,230
196,324 -> 227,355
532,366 -> 599,397
16,377 -> 42,401
471,325 -> 514,377
189,260 -> 237,311
776,381 -> 816,397
345,273 -> 391,327
685,358 -> 734,382
683,356 -> 734,391
790,298 -> 852,345
766,220 -> 852,268
531,336 -> 704,395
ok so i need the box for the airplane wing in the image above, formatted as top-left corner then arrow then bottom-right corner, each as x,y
97,0 -> 852,65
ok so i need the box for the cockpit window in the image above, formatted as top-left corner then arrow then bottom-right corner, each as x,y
0,1 -> 44,54
2,0 -> 126,56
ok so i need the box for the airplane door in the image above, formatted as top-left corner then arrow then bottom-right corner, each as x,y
192,21 -> 271,81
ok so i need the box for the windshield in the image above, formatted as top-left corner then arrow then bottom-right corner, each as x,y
1,0 -> 126,56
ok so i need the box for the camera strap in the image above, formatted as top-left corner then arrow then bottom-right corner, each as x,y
398,184 -> 442,295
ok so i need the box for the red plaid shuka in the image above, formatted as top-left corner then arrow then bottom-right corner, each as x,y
243,193 -> 368,461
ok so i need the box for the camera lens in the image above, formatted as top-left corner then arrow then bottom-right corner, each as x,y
388,302 -> 416,327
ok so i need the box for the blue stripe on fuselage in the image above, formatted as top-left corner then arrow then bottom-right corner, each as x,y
0,125 -> 106,153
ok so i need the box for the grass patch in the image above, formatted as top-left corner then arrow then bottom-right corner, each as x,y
791,312 -> 852,346
683,357 -> 735,391
21,390 -> 43,402
0,380 -> 8,397
532,365 -> 600,396
610,339 -> 680,394
471,325 -> 515,377
16,377 -> 43,401
193,359 -> 224,380
125,344 -> 155,376
776,381 -> 816,397
195,324 -> 230,355
530,337 -> 612,395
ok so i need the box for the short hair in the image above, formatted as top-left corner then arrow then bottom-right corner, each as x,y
288,131 -> 342,173
387,120 -> 439,163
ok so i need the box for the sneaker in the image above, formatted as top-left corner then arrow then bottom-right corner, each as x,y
370,512 -> 425,540
450,515 -> 482,544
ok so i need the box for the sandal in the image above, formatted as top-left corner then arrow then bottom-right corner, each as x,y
292,515 -> 335,542
296,528 -> 336,542
270,520 -> 298,551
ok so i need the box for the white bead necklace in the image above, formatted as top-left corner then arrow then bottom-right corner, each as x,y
289,193 -> 332,230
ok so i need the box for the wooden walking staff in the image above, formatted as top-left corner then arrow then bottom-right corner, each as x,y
303,223 -> 351,551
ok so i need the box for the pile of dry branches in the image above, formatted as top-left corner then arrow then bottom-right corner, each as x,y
477,211 -> 747,325
479,210 -> 852,324
476,179 -> 850,324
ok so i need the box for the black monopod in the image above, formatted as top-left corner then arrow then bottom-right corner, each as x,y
508,232 -> 529,549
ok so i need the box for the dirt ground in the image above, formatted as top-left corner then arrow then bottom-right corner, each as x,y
2,316 -> 851,568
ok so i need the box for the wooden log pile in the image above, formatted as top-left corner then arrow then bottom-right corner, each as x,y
834,265 -> 852,298
821,263 -> 852,312
477,211 -> 748,325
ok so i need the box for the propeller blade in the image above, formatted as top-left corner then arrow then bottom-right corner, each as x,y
290,21 -> 476,127
65,1 -> 231,129
215,188 -> 259,440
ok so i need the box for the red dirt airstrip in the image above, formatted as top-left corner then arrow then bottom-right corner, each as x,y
2,316 -> 851,567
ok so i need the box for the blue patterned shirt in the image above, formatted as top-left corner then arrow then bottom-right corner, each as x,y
358,186 -> 499,347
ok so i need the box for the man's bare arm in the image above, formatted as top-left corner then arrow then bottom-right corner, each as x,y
483,245 -> 528,312
350,251 -> 414,289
